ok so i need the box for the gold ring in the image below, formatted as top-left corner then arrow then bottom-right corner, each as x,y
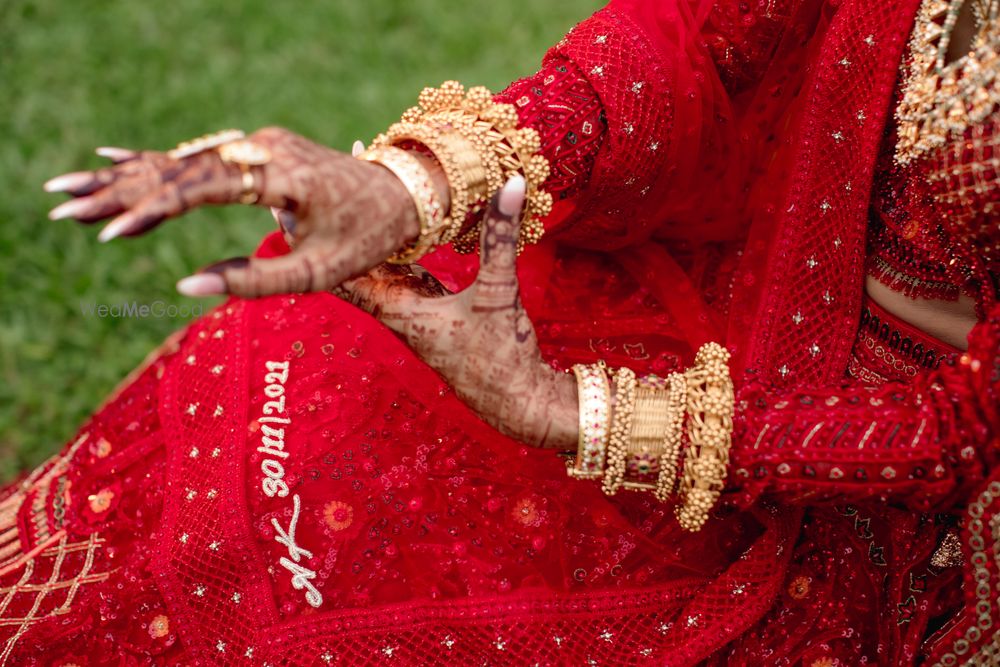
238,165 -> 259,205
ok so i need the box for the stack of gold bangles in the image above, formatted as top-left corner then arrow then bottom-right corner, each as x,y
567,342 -> 735,532
358,81 -> 553,263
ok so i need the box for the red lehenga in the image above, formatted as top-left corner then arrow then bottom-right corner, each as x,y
5,0 -> 999,664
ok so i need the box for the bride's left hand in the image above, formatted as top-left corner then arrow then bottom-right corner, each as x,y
337,176 -> 578,449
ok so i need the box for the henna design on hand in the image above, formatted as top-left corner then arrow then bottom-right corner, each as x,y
337,177 -> 579,449
45,127 -> 421,297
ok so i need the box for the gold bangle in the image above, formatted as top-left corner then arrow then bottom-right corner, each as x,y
675,342 -> 734,532
601,367 -> 638,496
622,374 -> 672,492
568,364 -> 612,480
654,372 -> 687,502
356,146 -> 447,264
373,124 -> 484,245
372,81 -> 552,256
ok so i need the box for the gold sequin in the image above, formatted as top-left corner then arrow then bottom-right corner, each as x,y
788,575 -> 811,600
93,437 -> 112,459
148,614 -> 170,639
87,487 -> 115,514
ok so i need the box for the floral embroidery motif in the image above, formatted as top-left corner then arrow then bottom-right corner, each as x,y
787,575 -> 811,600
323,501 -> 354,532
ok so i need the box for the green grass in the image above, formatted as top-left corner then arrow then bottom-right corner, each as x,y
0,0 -> 601,480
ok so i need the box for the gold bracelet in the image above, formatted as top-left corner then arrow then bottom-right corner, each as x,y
601,367 -> 638,496
675,343 -> 734,532
372,81 -> 552,256
622,374 -> 672,492
568,364 -> 612,480
654,372 -> 687,502
356,146 -> 446,264
373,123 -> 484,245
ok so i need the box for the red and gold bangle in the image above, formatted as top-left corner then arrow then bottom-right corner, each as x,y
372,123 -> 485,246
356,146 -> 447,264
675,342 -> 735,532
621,374 -> 672,493
568,363 -> 612,480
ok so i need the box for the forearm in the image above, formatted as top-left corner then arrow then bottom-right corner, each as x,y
550,310 -> 997,528
728,360 -> 993,510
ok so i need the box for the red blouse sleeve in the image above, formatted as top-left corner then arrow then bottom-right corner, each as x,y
486,0 -> 802,248
726,308 -> 1000,512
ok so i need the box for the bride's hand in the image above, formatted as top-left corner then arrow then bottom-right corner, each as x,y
336,176 -> 579,449
44,128 -> 423,297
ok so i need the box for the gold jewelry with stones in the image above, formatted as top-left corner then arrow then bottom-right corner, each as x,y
601,367 -> 638,496
371,81 -> 553,255
167,130 -> 273,204
235,168 -> 259,205
217,140 -> 272,206
568,363 -> 612,480
168,129 -> 246,160
603,373 -> 669,495
357,146 -> 447,264
894,0 -> 1000,165
654,371 -> 687,502
675,342 -> 735,532
375,123 -> 485,245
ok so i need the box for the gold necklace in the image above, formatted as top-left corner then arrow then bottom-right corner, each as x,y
894,0 -> 1000,165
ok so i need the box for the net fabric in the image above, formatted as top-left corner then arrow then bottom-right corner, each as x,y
728,0 -> 926,386
158,287 -> 802,665
1,354 -> 179,665
427,0 -> 814,372
0,0 -> 996,664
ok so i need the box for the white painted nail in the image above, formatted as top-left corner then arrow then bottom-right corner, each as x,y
352,140 -> 365,157
498,174 -> 526,217
44,172 -> 92,193
97,216 -> 133,242
177,273 -> 227,297
48,199 -> 88,220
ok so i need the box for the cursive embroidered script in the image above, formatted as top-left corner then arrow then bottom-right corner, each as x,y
271,494 -> 323,608
256,359 -> 323,609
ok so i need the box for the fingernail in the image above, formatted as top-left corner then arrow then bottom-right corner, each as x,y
276,210 -> 297,234
44,172 -> 92,193
202,256 -> 250,274
97,215 -> 134,242
177,273 -> 227,297
497,174 -> 526,217
48,199 -> 89,220
351,140 -> 365,157
96,146 -> 135,161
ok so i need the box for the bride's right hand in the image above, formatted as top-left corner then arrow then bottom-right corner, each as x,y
44,127 -> 427,298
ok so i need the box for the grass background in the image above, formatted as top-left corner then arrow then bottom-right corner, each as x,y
0,0 -> 601,480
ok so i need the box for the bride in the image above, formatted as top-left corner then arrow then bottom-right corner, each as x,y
11,0 -> 1000,663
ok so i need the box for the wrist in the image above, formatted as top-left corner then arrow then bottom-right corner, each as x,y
532,366 -> 580,450
356,155 -> 422,246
